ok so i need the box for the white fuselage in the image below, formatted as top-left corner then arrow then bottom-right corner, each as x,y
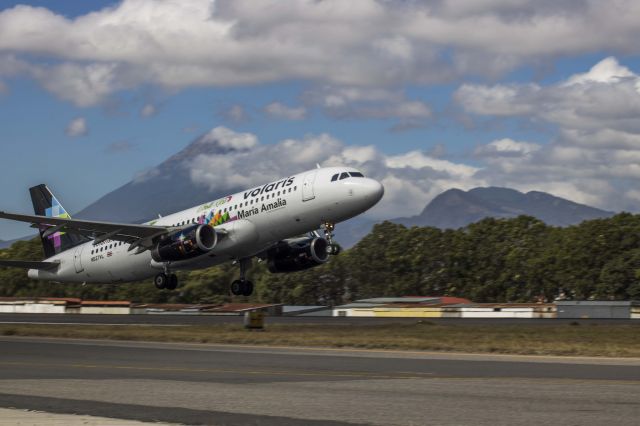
28,167 -> 384,284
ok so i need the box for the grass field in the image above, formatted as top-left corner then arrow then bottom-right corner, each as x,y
1,321 -> 639,357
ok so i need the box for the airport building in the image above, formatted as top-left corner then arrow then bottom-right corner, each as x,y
0,297 -> 637,319
331,298 -> 556,318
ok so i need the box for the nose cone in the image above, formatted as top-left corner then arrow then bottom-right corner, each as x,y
359,178 -> 384,209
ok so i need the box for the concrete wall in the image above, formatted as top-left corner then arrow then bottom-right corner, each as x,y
0,303 -> 66,314
460,308 -> 537,319
79,307 -> 131,315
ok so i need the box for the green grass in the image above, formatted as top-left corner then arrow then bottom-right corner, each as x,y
1,322 -> 639,357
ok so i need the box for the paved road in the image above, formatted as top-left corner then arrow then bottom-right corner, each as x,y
0,312 -> 637,326
0,337 -> 638,425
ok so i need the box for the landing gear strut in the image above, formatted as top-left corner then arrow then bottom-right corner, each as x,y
322,221 -> 341,255
231,258 -> 254,297
154,264 -> 178,290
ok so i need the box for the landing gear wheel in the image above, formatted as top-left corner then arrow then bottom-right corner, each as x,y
166,274 -> 178,290
231,280 -> 243,296
329,243 -> 341,256
154,273 -> 168,290
231,279 -> 254,296
242,280 -> 254,297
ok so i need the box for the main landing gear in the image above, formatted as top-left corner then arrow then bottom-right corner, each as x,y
322,221 -> 341,255
154,264 -> 178,290
231,258 -> 254,297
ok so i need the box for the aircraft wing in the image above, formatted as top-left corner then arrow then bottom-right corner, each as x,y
0,259 -> 60,270
0,211 -> 171,251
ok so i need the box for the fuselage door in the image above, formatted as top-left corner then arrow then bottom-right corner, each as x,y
302,171 -> 317,202
73,246 -> 84,273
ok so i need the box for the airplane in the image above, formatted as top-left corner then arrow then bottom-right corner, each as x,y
0,167 -> 384,296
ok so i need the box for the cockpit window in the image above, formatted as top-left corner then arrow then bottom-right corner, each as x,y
331,174 -> 339,182
349,172 -> 364,178
339,172 -> 349,180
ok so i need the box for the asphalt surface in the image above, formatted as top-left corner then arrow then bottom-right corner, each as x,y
0,337 -> 638,425
0,312 -> 637,326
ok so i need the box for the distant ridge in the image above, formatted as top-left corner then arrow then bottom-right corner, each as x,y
392,187 -> 614,229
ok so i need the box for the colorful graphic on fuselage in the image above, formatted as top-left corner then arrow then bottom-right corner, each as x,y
198,209 -> 236,227
194,195 -> 237,227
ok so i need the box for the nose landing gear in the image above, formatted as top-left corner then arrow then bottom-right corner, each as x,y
231,258 -> 254,297
322,221 -> 341,255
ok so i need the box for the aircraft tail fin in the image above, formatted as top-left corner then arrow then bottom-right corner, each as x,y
29,184 -> 88,258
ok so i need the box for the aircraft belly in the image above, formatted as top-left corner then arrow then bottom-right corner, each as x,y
83,249 -> 155,283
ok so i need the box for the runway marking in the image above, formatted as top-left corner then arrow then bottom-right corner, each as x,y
0,361 -> 425,381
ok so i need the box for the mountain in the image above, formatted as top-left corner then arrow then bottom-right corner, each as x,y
392,187 -> 614,229
76,131 -> 247,223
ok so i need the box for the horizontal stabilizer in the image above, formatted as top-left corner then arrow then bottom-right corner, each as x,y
0,260 -> 60,270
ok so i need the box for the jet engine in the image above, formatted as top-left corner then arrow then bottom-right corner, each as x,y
267,237 -> 330,273
151,224 -> 217,262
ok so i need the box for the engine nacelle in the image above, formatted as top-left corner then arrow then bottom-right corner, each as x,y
267,237 -> 330,273
151,224 -> 217,262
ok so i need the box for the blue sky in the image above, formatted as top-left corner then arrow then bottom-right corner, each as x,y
2,0 -> 640,239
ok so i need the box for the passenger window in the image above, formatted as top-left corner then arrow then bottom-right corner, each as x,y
339,172 -> 349,180
261,196 -> 264,201
277,191 -> 281,196
331,174 -> 338,181
350,172 -> 364,178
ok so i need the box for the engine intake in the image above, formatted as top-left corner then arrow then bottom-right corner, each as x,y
151,224 -> 217,262
267,237 -> 329,273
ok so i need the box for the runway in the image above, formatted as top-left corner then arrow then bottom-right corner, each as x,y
0,337 -> 638,425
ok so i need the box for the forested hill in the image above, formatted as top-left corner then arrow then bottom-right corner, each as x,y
1,214 -> 639,304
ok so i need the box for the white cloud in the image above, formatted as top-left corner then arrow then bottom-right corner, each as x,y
65,117 -> 88,137
305,86 -> 431,129
3,1 -> 640,105
140,103 -> 157,117
33,62 -> 122,107
264,102 -> 306,120
456,57 -> 640,211
221,105 -> 249,123
475,138 -> 541,157
565,56 -> 636,85
197,126 -> 258,150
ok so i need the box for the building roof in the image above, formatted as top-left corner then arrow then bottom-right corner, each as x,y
556,300 -> 633,306
80,300 -> 131,307
356,297 -> 440,304
204,303 -> 283,313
